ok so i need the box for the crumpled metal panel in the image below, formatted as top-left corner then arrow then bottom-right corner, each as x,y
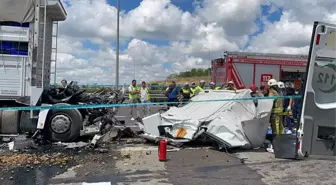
142,89 -> 274,149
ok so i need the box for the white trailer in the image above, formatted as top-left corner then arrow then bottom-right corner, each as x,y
0,0 -> 74,141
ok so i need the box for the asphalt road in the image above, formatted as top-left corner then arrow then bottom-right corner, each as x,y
1,144 -> 335,185
1,105 -> 335,185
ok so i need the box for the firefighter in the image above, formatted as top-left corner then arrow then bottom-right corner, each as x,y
277,81 -> 286,96
225,81 -> 237,91
209,82 -> 216,90
268,79 -> 285,135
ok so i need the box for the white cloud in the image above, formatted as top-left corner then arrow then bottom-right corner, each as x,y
248,0 -> 336,54
53,0 -> 336,85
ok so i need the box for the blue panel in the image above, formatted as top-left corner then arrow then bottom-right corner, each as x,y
10,49 -> 28,56
0,41 -> 11,49
0,21 -> 29,27
0,41 -> 28,56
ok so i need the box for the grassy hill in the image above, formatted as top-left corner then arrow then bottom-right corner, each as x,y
150,68 -> 211,86
150,76 -> 210,86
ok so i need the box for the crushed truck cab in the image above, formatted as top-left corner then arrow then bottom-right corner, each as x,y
298,21 -> 336,158
0,0 -> 69,140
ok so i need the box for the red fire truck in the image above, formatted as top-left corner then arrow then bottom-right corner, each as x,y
211,51 -> 308,89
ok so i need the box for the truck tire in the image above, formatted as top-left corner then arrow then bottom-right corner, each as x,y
0,110 -> 20,134
44,105 -> 83,142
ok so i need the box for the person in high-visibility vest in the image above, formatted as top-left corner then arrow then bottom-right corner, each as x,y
181,82 -> 193,102
190,82 -> 196,97
140,81 -> 151,117
193,80 -> 205,95
268,79 -> 285,135
128,79 -> 140,120
215,84 -> 222,90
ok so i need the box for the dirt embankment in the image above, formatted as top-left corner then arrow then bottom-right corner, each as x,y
150,76 -> 210,85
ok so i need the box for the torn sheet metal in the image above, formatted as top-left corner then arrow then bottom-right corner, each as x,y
142,89 -> 274,149
142,113 -> 164,136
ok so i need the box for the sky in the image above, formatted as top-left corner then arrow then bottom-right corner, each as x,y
53,0 -> 336,85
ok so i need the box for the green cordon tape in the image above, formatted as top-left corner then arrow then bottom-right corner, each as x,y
0,95 -> 301,111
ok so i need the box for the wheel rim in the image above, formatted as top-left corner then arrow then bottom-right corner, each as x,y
50,114 -> 72,134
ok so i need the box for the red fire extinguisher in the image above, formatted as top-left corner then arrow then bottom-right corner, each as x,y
158,139 -> 167,161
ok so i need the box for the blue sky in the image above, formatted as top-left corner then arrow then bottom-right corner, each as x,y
81,1 -> 283,52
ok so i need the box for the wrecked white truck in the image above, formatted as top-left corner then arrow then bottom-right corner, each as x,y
141,89 -> 274,149
0,0 -> 126,142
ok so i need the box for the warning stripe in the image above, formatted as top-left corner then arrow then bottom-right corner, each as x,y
232,64 -> 244,88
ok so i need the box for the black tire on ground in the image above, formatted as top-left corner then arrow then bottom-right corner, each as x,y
44,107 -> 82,142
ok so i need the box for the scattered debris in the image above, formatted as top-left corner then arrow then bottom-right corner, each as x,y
0,153 -> 73,168
96,148 -> 108,153
8,135 -> 37,151
90,134 -> 103,148
56,141 -> 88,149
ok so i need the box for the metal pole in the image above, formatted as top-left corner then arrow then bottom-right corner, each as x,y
205,47 -> 211,83
133,58 -> 135,80
208,50 -> 211,82
42,0 -> 47,89
115,0 -> 120,86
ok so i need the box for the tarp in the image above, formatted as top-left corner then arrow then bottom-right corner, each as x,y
142,89 -> 274,149
0,0 -> 35,22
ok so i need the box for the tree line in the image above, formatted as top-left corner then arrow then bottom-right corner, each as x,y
167,68 -> 211,79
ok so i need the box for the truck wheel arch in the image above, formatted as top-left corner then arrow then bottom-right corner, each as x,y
44,103 -> 83,142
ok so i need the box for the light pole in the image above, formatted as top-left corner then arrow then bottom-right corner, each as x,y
205,47 -> 211,83
115,0 -> 120,86
133,58 -> 136,80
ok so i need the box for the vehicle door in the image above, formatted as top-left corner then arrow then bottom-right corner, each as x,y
297,21 -> 336,157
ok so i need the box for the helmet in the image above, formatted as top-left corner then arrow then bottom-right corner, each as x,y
228,81 -> 234,85
200,80 -> 205,83
210,82 -> 215,85
249,84 -> 257,91
267,79 -> 278,87
278,81 -> 285,89
185,82 -> 189,85
191,82 -> 196,85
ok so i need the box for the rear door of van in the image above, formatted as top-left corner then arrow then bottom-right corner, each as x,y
297,21 -> 336,158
